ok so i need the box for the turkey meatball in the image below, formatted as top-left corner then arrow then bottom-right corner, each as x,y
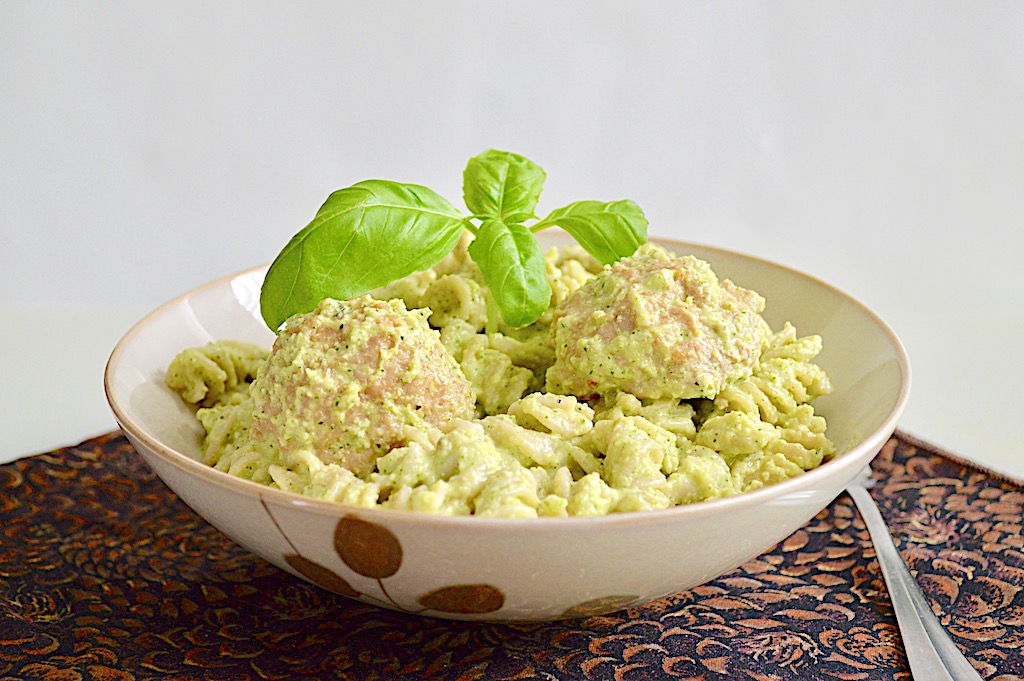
249,296 -> 475,475
546,245 -> 770,401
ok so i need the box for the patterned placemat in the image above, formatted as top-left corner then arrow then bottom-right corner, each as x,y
2,431 -> 1022,680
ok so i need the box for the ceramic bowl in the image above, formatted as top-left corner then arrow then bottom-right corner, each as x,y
105,236 -> 911,621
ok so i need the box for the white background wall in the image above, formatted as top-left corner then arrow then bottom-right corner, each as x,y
2,2 -> 1022,474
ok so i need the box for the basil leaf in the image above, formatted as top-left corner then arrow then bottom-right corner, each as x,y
260,179 -> 465,330
533,199 -> 648,265
467,219 -> 552,328
463,149 -> 546,223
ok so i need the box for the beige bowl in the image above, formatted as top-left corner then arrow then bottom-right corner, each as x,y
105,236 -> 910,621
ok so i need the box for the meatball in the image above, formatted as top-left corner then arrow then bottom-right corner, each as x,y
250,296 -> 475,475
545,245 -> 770,400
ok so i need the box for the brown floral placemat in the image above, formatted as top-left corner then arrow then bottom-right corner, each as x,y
2,431 -> 1022,680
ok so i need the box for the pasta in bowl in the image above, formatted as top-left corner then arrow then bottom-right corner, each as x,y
165,239 -> 835,517
105,235 -> 910,620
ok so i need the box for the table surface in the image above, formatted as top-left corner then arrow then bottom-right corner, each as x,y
2,430 -> 1020,679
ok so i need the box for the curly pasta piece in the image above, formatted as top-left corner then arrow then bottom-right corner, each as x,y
196,397 -> 254,467
596,393 -> 698,446
567,473 -> 619,516
482,415 -> 581,469
383,480 -> 455,515
660,444 -> 735,504
507,393 -> 595,438
712,324 -> 831,424
373,421 -> 525,516
370,268 -> 436,310
485,331 -> 554,373
438,319 -> 478,362
546,247 -> 600,306
421,274 -> 488,330
695,411 -> 780,463
283,462 -> 381,508
730,450 -> 806,493
770,405 -> 834,468
588,415 -> 676,490
166,340 -> 269,407
474,467 -> 542,518
460,336 -> 534,414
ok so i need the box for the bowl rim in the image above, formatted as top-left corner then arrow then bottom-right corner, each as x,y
105,237 -> 912,529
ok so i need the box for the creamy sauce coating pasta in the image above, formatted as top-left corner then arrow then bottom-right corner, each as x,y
166,240 -> 834,516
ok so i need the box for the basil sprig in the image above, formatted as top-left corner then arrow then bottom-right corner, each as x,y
259,149 -> 648,330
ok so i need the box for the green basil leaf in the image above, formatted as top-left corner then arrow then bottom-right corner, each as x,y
463,149 -> 546,223
533,199 -> 648,265
467,219 -> 552,328
260,179 -> 465,330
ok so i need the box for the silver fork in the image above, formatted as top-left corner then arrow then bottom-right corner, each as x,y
846,467 -> 984,680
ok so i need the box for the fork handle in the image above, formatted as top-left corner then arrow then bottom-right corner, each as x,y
847,482 -> 984,680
